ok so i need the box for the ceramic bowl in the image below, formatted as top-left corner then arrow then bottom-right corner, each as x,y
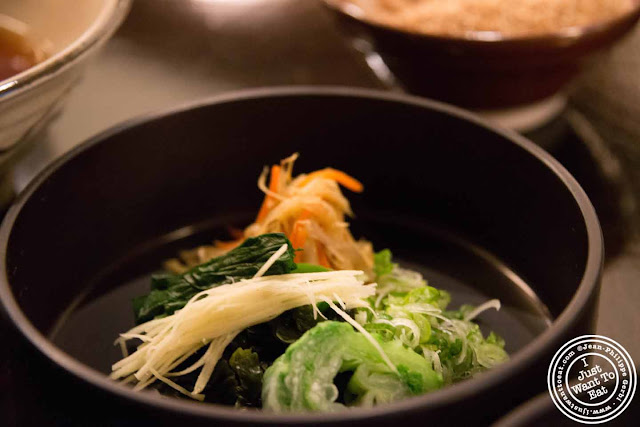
323,0 -> 640,129
0,0 -> 131,152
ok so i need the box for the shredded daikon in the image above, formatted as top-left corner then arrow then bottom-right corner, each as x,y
464,299 -> 501,322
321,298 -> 398,373
355,310 -> 368,325
253,243 -> 289,278
112,270 -> 376,398
422,347 -> 444,376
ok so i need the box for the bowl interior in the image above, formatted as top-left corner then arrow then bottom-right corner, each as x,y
1,90 -> 598,422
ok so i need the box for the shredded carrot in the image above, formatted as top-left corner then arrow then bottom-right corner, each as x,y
290,210 -> 312,262
227,226 -> 244,240
297,168 -> 364,193
214,239 -> 241,250
316,242 -> 330,268
292,233 -> 309,262
256,165 -> 282,222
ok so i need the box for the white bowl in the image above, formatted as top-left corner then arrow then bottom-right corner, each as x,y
0,0 -> 131,152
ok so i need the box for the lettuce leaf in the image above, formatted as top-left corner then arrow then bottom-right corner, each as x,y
262,321 -> 442,412
373,249 -> 394,277
364,250 -> 509,384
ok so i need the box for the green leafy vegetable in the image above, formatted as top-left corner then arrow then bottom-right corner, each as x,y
133,233 -> 296,323
262,321 -> 442,412
229,348 -> 266,407
373,249 -> 394,277
362,250 -> 509,384
142,243 -> 508,411
151,352 -> 239,405
269,303 -> 335,344
374,249 -> 426,292
290,263 -> 331,274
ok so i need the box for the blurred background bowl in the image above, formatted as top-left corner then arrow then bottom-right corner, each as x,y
0,0 -> 130,208
323,0 -> 640,129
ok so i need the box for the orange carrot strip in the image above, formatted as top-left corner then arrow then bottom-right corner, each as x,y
256,165 -> 282,222
290,210 -> 312,262
215,239 -> 241,250
227,226 -> 244,240
297,168 -> 363,193
289,210 -> 312,246
292,228 -> 309,263
316,242 -> 330,268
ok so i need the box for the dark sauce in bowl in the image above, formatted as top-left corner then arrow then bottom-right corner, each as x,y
0,15 -> 47,81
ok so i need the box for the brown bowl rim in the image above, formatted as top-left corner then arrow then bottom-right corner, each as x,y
323,0 -> 640,45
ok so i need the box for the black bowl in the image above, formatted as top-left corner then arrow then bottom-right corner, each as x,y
0,87 -> 603,425
493,389 -> 639,426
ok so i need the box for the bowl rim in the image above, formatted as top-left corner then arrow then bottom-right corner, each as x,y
322,0 -> 640,44
0,0 -> 131,101
491,391 -> 556,427
0,86 -> 604,424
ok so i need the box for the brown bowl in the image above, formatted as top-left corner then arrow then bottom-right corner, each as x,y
323,0 -> 640,109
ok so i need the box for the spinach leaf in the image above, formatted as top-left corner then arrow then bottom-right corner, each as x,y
290,263 -> 331,274
133,233 -> 296,323
269,303 -> 341,345
151,351 -> 239,405
229,348 -> 266,407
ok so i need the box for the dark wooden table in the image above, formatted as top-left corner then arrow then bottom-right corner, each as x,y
3,0 -> 639,425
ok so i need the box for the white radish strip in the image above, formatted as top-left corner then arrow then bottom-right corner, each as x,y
321,298 -> 397,374
464,299 -> 501,322
149,367 -> 204,401
422,347 -> 443,375
257,167 -> 286,200
193,332 -> 238,394
253,244 -> 289,279
297,279 -> 326,321
333,292 -> 347,310
166,341 -> 216,377
113,270 -> 376,398
118,339 -> 129,358
120,374 -> 137,385
390,318 -> 421,348
157,345 -> 203,378
355,310 -> 368,325
457,337 -> 468,365
374,285 -> 393,308
119,333 -> 153,342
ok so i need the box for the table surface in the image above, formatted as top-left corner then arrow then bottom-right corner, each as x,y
3,0 -> 640,424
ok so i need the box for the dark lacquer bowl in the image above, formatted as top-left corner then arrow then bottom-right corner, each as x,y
493,389 -> 639,426
323,0 -> 640,109
0,88 -> 602,425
